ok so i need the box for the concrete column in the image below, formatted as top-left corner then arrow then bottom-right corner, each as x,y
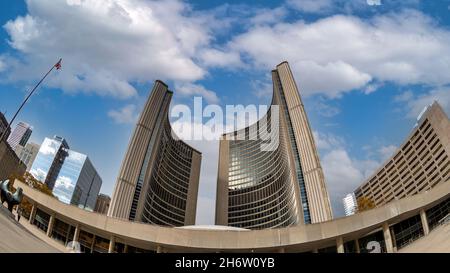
355,239 -> 361,253
391,228 -> 398,252
29,203 -> 36,224
73,224 -> 80,242
156,245 -> 163,253
420,209 -> 430,236
46,214 -> 55,237
382,222 -> 394,253
90,235 -> 96,253
312,248 -> 318,253
336,237 -> 344,253
65,224 -> 72,245
108,236 -> 116,253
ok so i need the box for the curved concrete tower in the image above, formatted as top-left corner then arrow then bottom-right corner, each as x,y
108,80 -> 201,226
216,62 -> 333,229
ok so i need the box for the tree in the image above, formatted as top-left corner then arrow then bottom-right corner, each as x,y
356,196 -> 376,212
9,172 -> 54,197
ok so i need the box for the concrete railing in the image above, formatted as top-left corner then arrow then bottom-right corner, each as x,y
15,179 -> 450,253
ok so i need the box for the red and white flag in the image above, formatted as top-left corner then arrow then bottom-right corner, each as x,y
54,59 -> 62,70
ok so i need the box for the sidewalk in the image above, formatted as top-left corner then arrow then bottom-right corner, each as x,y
14,210 -> 69,253
0,205 -> 60,253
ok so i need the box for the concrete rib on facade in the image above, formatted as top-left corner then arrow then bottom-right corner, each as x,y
108,80 -> 201,226
216,62 -> 333,229
355,102 -> 450,207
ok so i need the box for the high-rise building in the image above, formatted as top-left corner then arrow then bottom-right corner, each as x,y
0,112 -> 10,141
94,194 -> 111,215
343,193 -> 357,216
53,150 -> 102,211
215,62 -> 333,229
30,136 -> 102,211
30,136 -> 69,190
7,122 -> 32,150
354,102 -> 450,207
108,80 -> 201,227
15,142 -> 40,171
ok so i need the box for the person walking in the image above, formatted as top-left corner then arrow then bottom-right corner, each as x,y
17,206 -> 22,222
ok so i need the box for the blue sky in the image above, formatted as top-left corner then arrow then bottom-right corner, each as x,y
1,0 -> 450,223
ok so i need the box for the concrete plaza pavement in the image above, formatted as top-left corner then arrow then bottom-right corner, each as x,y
0,206 -> 59,253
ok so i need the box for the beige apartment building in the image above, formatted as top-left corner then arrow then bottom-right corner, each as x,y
0,140 -> 26,181
355,102 -> 450,207
215,62 -> 333,229
15,142 -> 40,171
108,80 -> 201,226
94,194 -> 111,215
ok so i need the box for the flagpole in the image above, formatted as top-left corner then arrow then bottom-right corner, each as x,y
0,58 -> 62,143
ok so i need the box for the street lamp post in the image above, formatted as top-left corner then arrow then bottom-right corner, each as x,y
0,58 -> 62,143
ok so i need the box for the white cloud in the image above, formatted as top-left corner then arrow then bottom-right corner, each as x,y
313,100 -> 341,117
226,11 -> 450,98
199,48 -> 242,68
394,90 -> 414,102
68,151 -> 87,164
39,138 -> 60,156
250,79 -> 273,99
175,122 -> 220,225
192,139 -> 219,225
323,149 -> 363,190
196,196 -> 216,225
2,0 -> 218,98
363,82 -> 382,94
313,131 -> 344,150
54,175 -> 74,190
108,104 -> 138,124
322,149 -> 364,216
393,87 -> 450,119
288,0 -> 421,14
322,148 -> 383,217
314,130 -> 396,216
401,88 -> 450,118
174,83 -> 220,104
0,56 -> 6,72
4,2 -> 444,103
378,145 -> 397,162
249,6 -> 288,25
353,158 -> 381,180
296,60 -> 372,98
30,168 -> 47,182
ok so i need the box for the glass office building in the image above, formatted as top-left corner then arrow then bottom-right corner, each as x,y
343,193 -> 357,216
30,136 -> 69,187
30,136 -> 102,211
